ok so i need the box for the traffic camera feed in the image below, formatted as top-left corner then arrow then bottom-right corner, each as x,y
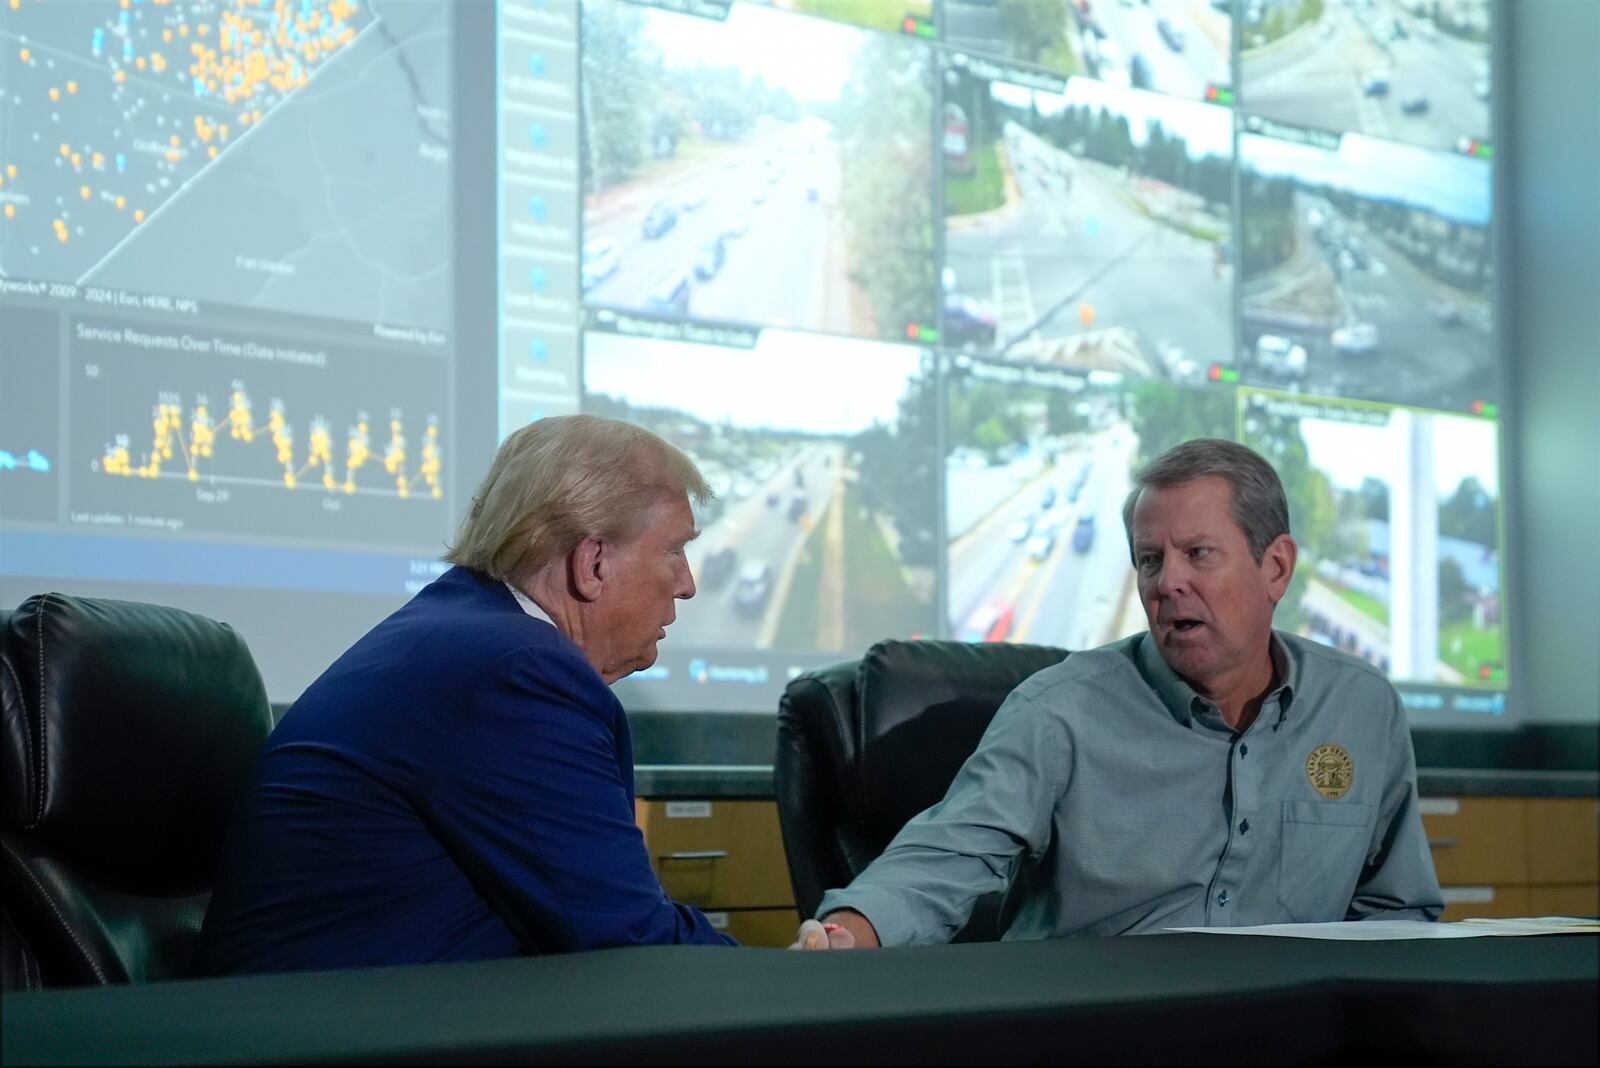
1238,120 -> 1494,410
554,0 -> 1509,718
943,0 -> 1232,103
578,0 -> 937,342
1240,0 -> 1491,155
1239,390 -> 1505,702
946,357 -> 1237,651
581,326 -> 939,672
942,59 -> 1233,382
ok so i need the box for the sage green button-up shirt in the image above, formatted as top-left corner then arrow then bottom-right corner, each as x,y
818,631 -> 1444,945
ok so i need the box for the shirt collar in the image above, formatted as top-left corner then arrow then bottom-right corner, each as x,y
1135,630 -> 1297,728
504,581 -> 555,627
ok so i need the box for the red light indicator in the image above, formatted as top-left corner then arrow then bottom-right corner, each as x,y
903,16 -> 916,32
906,323 -> 920,340
1470,400 -> 1484,415
1209,364 -> 1223,381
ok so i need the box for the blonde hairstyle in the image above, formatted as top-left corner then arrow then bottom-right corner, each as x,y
444,415 -> 710,583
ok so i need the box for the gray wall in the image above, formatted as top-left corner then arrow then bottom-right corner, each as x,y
1507,0 -> 1600,723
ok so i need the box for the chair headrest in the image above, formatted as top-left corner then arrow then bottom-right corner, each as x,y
2,593 -> 273,890
855,640 -> 1068,848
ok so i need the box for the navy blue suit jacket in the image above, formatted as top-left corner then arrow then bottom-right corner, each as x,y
194,566 -> 735,976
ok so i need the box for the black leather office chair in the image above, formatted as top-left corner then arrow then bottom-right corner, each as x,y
0,593 -> 273,987
775,638 -> 1069,942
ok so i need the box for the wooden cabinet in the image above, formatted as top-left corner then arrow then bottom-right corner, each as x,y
632,795 -> 1596,938
635,799 -> 798,947
1422,796 -> 1600,921
1421,798 -> 1529,886
1525,798 -> 1600,884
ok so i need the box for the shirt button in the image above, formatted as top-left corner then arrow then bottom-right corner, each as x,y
1217,890 -> 1230,907
1239,743 -> 1248,756
1240,819 -> 1250,834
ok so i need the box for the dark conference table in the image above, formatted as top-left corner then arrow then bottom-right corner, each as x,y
3,933 -> 1596,1065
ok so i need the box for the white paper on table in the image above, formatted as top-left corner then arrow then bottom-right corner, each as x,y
1167,917 -> 1600,940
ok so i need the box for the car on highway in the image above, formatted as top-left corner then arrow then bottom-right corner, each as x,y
1399,92 -> 1429,115
1361,70 -> 1390,97
1157,17 -> 1186,51
787,493 -> 807,522
1067,463 -> 1092,503
1474,76 -> 1490,101
580,237 -> 622,292
1331,322 -> 1380,356
725,212 -> 750,238
1432,301 -> 1464,328
733,561 -> 773,618
699,546 -> 738,591
695,234 -> 728,280
640,200 -> 678,239
1040,486 -> 1057,509
751,188 -> 768,205
1008,516 -> 1035,543
1128,52 -> 1152,89
944,293 -> 999,349
643,272 -> 691,317
680,191 -> 707,212
1072,514 -> 1096,553
1025,529 -> 1057,562
959,602 -> 1015,644
1255,333 -> 1308,379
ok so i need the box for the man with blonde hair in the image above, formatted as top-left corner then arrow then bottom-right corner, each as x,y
196,415 -> 736,976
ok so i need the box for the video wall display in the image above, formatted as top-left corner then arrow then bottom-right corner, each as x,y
1,0 -> 1510,722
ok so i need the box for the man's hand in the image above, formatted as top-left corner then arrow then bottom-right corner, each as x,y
787,909 -> 880,950
788,918 -> 855,951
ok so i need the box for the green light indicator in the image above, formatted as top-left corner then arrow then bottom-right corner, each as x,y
1481,403 -> 1498,418
1220,367 -> 1240,383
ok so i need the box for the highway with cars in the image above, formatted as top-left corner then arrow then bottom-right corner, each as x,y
1241,0 -> 1489,151
947,425 -> 1137,649
582,117 -> 853,336
946,121 -> 1231,378
1089,0 -> 1231,101
1242,194 -> 1493,410
674,441 -> 844,650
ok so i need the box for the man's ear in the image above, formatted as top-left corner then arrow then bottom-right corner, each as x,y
1264,534 -> 1297,604
568,536 -> 605,602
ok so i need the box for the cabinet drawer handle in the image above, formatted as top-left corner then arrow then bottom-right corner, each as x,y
661,850 -> 728,861
1428,838 -> 1460,850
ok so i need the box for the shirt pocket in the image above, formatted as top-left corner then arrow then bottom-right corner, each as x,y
1276,799 -> 1375,923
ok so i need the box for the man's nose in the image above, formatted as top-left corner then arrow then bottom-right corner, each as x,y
678,559 -> 696,600
1156,554 -> 1191,596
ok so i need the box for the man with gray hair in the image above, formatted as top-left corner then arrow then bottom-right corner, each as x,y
797,437 -> 1441,951
197,415 -> 737,976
